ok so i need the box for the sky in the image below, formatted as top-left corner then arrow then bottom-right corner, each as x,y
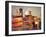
12,6 -> 41,17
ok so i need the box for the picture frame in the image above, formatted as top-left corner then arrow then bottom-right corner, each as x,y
5,1 -> 45,36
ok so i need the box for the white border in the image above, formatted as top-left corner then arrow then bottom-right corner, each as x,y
9,3 -> 44,35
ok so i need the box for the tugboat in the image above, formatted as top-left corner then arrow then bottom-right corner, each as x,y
12,8 -> 23,31
23,10 -> 33,30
